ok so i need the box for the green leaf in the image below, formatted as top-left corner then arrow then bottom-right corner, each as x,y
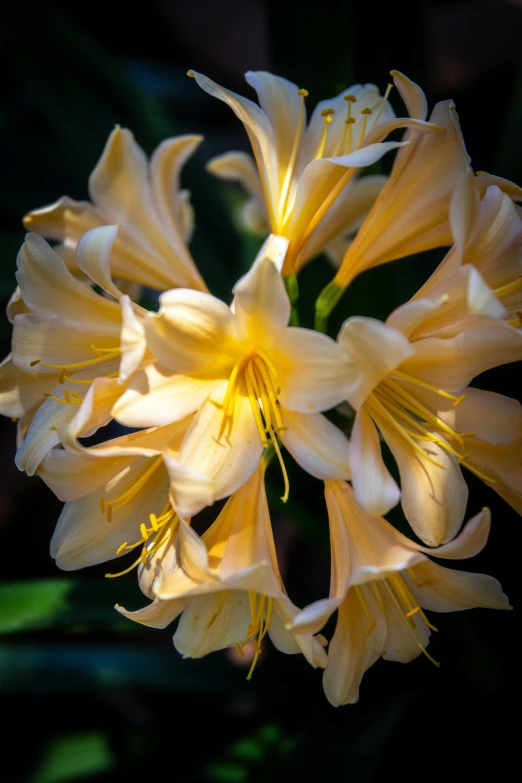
0,580 -> 73,634
30,732 -> 114,783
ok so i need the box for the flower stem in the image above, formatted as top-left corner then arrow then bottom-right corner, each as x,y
314,280 -> 344,332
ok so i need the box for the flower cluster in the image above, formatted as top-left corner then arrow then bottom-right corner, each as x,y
1,69 -> 519,706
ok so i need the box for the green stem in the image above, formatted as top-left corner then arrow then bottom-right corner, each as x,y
285,274 -> 300,326
314,280 -> 344,332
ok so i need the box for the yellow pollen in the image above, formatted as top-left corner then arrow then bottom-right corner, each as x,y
234,592 -> 273,680
357,108 -> 373,148
217,354 -> 290,500
106,502 -> 177,579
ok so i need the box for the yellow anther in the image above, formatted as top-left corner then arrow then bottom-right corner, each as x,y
187,70 -> 195,78
61,389 -> 71,402
343,94 -> 357,102
116,542 -> 128,557
30,359 -> 41,367
100,497 -> 106,514
361,107 -> 373,115
345,116 -> 356,124
140,522 -> 149,541
297,88 -> 309,97
321,107 -> 335,116
235,642 -> 244,657
324,115 -> 333,124
106,505 -> 113,522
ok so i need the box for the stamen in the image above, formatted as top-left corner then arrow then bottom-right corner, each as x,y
268,424 -> 290,502
371,83 -> 393,127
334,95 -> 357,156
357,107 -> 373,148
101,457 -> 163,519
390,370 -> 466,406
315,109 -> 335,159
278,88 -> 309,226
381,379 -> 466,440
494,275 -> 522,299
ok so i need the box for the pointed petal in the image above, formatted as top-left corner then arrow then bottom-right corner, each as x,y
23,196 -> 106,248
116,597 -> 186,629
274,328 -> 350,413
279,407 -> 351,480
322,589 -> 386,706
16,234 -> 121,333
415,507 -> 491,560
380,422 -> 468,546
232,254 -> 290,339
409,560 -> 511,613
119,296 -> 146,382
113,365 -> 216,428
338,317 -> 414,408
350,407 -> 400,516
168,385 -> 263,517
391,70 -> 428,121
146,289 -> 239,374
174,591 -> 251,657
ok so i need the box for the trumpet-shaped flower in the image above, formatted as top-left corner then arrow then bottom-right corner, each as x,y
39,379 -> 192,572
331,83 -> 470,294
0,230 -> 148,475
114,236 -> 353,518
337,277 -> 522,545
292,481 -> 509,706
23,127 -> 207,292
415,169 -> 522,329
118,463 -> 327,676
190,69 -> 440,274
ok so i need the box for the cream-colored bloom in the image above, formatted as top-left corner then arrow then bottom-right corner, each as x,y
333,80 -> 470,290
0,230 -> 148,475
39,379 -> 192,572
191,69 -> 439,274
118,463 -> 327,676
337,276 -> 522,545
292,481 -> 509,706
23,127 -> 206,292
416,169 -> 522,329
114,236 -> 353,518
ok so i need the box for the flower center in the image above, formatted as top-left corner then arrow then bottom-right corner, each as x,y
217,351 -> 290,501
355,570 -> 440,667
364,370 -> 495,482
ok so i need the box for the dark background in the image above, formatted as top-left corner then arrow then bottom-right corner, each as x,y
0,1 -> 520,781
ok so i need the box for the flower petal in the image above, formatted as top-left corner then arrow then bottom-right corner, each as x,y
119,295 -> 146,382
207,151 -> 265,204
174,591 -> 251,657
350,407 -> 400,516
322,589 -> 387,706
146,289 -> 240,374
279,407 -> 351,480
113,365 -> 217,428
408,560 -> 511,613
75,225 -> 122,299
15,395 -> 79,475
51,463 -> 169,570
116,597 -> 186,629
168,385 -> 264,518
17,234 -> 121,332
380,585 -> 431,663
0,354 -> 53,418
379,421 -> 468,546
338,317 -> 414,408
275,328 -> 351,413
232,253 -> 290,340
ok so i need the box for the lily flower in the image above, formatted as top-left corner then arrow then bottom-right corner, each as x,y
0,230 -> 148,475
38,377 -> 192,572
118,462 -> 327,676
23,127 -> 207,292
114,235 -> 354,519
336,274 -> 522,545
291,481 -> 509,706
190,69 -> 440,275
415,169 -> 522,329
316,81 -> 471,326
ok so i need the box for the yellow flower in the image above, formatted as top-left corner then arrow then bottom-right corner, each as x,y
332,82 -> 470,292
114,236 -> 353,519
190,69 -> 439,275
23,127 -> 207,292
38,381 -> 192,572
416,168 -> 522,330
118,463 -> 327,676
291,481 -> 509,706
337,272 -> 522,545
0,230 -> 148,475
